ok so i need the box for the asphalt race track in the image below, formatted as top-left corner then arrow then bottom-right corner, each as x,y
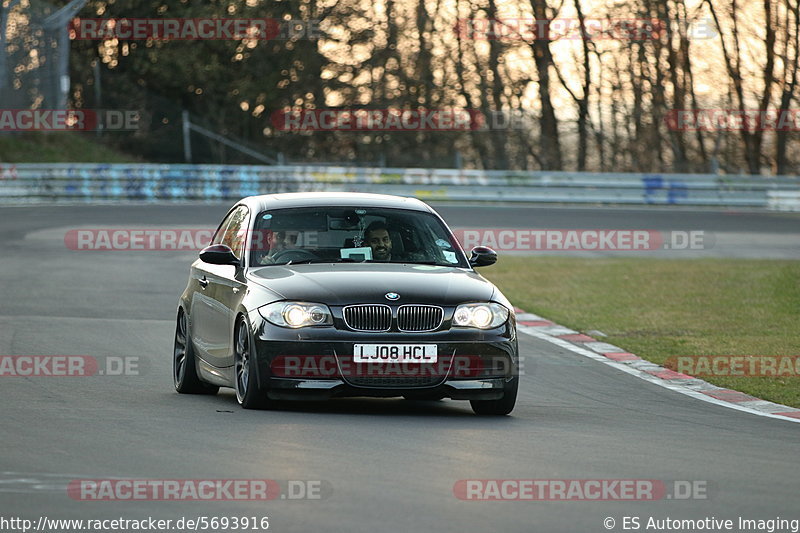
1,204 -> 798,533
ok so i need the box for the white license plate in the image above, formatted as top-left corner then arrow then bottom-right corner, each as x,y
353,344 -> 438,363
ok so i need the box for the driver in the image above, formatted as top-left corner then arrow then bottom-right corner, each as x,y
364,221 -> 393,261
266,230 -> 287,257
255,230 -> 296,264
363,221 -> 424,262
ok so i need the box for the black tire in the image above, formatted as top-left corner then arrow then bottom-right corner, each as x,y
470,376 -> 518,415
173,310 -> 219,395
234,317 -> 272,409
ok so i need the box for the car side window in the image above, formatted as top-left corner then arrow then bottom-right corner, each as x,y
212,206 -> 249,259
212,212 -> 235,246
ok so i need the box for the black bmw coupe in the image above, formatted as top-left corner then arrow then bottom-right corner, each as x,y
174,192 -> 519,415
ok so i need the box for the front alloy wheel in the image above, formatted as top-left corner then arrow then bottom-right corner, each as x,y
234,318 -> 271,409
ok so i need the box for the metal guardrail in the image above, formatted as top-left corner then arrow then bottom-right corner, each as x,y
2,163 -> 800,210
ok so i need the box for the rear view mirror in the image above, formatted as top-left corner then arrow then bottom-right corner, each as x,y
469,246 -> 497,267
199,244 -> 240,266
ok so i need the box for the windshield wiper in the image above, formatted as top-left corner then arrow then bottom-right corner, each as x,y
284,259 -> 326,265
284,258 -> 360,265
278,259 -> 456,266
396,260 -> 454,266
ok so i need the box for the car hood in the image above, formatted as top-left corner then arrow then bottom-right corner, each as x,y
247,263 -> 496,306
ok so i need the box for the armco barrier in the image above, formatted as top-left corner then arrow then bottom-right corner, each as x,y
1,163 -> 800,209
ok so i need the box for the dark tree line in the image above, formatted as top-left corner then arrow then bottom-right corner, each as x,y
5,0 -> 800,173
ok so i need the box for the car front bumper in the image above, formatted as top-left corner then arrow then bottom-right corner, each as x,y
249,317 -> 518,401
267,376 -> 510,401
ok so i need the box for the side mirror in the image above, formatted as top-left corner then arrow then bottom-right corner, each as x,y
199,244 -> 240,266
469,246 -> 497,267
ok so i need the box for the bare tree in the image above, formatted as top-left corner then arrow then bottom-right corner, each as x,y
706,0 -> 776,174
529,0 -> 563,169
776,0 -> 800,174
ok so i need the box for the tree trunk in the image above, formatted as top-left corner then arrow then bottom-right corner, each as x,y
529,0 -> 562,170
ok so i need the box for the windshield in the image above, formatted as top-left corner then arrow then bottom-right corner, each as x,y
248,207 -> 468,268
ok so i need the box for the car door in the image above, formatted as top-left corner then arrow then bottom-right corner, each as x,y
190,205 -> 248,369
211,206 -> 250,369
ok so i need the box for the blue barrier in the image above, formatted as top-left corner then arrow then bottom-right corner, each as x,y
1,163 -> 800,210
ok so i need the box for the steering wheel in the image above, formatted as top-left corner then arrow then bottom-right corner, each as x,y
269,249 -> 318,263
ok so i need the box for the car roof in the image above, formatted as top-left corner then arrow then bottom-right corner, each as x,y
239,192 -> 435,213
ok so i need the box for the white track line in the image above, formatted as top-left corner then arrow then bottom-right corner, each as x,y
520,326 -> 800,425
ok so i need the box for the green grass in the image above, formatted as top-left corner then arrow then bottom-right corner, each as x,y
0,132 -> 137,163
483,257 -> 800,408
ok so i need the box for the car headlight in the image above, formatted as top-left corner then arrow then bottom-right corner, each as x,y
259,301 -> 333,328
452,302 -> 509,329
